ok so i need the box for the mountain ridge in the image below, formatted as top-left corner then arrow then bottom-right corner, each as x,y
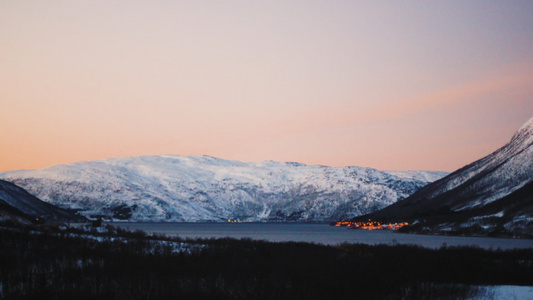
0,156 -> 447,222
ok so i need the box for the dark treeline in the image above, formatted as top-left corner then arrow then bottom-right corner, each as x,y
0,223 -> 532,299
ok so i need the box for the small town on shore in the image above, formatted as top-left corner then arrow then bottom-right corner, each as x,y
334,221 -> 409,230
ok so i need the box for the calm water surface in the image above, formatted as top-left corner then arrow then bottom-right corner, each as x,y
108,222 -> 533,250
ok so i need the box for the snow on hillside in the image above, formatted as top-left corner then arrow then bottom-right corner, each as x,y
356,117 -> 533,238
434,116 -> 533,210
0,155 -> 447,222
384,170 -> 449,183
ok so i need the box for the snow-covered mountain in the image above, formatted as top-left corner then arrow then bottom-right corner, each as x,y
0,179 -> 85,223
355,116 -> 533,237
0,156 -> 446,222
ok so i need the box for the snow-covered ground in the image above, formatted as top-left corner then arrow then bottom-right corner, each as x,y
471,285 -> 533,300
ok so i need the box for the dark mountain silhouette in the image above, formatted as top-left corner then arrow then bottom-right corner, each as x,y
0,179 -> 86,223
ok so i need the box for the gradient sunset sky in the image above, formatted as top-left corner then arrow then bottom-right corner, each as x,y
1,1 -> 533,172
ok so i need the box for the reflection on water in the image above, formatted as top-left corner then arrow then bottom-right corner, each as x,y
108,222 -> 533,250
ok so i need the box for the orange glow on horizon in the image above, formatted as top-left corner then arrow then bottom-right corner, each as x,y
1,2 -> 532,173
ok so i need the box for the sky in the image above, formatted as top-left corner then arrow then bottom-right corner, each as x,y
1,1 -> 533,173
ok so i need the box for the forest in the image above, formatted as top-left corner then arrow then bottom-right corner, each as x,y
0,221 -> 532,299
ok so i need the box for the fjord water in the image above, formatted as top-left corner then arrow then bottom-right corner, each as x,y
109,222 -> 533,250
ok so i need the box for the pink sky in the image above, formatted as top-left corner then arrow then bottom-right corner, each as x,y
1,1 -> 533,172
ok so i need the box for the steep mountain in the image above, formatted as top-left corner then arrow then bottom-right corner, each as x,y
353,117 -> 533,237
0,156 -> 446,222
0,179 -> 85,223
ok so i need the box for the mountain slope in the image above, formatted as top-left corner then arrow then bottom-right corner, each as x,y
353,117 -> 533,237
0,179 -> 85,222
0,198 -> 34,225
0,157 -> 446,222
